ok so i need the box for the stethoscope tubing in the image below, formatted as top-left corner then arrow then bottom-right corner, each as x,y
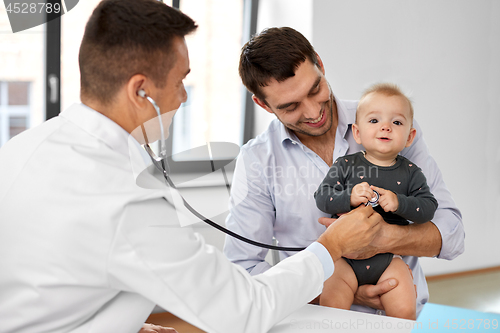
147,150 -> 305,252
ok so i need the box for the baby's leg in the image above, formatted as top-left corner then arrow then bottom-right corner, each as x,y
379,256 -> 416,320
320,258 -> 358,309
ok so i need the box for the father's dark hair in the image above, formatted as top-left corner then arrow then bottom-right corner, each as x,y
239,27 -> 319,103
79,0 -> 197,105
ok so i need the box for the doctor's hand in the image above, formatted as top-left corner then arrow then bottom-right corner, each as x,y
318,212 -> 345,228
139,323 -> 179,333
353,278 -> 399,310
317,205 -> 383,262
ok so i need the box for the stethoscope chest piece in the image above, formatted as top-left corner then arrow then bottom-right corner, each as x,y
367,190 -> 380,207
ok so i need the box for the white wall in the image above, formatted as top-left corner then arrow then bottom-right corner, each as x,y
312,0 -> 500,276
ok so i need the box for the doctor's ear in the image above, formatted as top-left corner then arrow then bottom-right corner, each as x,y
252,95 -> 273,114
126,74 -> 149,107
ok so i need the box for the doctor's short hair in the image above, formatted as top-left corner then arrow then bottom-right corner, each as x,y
239,27 -> 320,104
79,0 -> 197,105
356,83 -> 414,125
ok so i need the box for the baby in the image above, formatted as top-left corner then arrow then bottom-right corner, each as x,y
314,83 -> 438,320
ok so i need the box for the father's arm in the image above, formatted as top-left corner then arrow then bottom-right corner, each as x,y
223,147 -> 275,274
358,120 -> 464,259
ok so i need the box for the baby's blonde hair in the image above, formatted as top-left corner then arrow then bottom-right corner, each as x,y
356,83 -> 414,125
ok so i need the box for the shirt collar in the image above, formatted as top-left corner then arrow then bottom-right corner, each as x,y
279,121 -> 300,147
333,94 -> 356,140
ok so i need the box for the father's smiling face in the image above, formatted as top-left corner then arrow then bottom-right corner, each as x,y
253,59 -> 334,138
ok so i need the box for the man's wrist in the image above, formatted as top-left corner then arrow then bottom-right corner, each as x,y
375,222 -> 401,254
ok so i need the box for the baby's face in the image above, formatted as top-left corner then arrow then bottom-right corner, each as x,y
353,92 -> 415,159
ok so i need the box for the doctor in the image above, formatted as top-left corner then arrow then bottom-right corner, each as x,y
0,1 -> 384,332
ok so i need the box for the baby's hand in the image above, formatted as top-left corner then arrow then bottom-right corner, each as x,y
371,185 -> 398,212
350,182 -> 374,207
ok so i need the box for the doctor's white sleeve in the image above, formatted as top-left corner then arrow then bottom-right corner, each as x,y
106,198 -> 328,333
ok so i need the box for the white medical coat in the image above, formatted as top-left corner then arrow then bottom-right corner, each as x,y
0,103 -> 329,333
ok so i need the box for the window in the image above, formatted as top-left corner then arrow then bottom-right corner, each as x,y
172,1 -> 244,157
0,2 -> 45,148
0,81 -> 31,145
167,0 -> 258,175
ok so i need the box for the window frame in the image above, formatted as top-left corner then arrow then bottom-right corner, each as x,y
45,0 -> 62,121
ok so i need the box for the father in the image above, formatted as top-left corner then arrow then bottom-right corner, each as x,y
224,27 -> 464,315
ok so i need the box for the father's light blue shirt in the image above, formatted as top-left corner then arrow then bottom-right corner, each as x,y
223,96 -> 464,316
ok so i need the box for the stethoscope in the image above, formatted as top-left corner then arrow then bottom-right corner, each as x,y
138,90 -> 306,252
